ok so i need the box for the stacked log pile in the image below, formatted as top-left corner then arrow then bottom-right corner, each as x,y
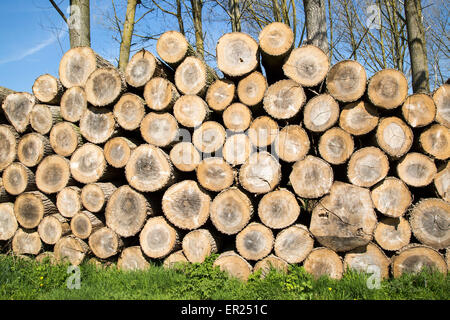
0,22 -> 448,281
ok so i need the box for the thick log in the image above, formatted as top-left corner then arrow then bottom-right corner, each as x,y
432,83 -> 450,127
169,142 -> 201,172
12,229 -> 42,255
258,189 -> 300,229
318,127 -> 354,165
117,246 -> 149,271
79,107 -> 116,144
175,56 -> 217,96
339,101 -> 379,136
391,244 -> 447,278
38,213 -> 70,245
303,94 -> 339,132
235,222 -> 273,261
239,152 -> 281,194
289,155 -> 333,198
0,125 -> 18,171
58,46 -> 112,88
410,198 -> 450,250
14,191 -> 58,229
105,185 -> 151,237
0,86 -> 15,106
125,49 -> 172,89
54,235 -> 89,266
254,255 -> 289,278
303,247 -> 344,280
173,95 -> 210,128
70,143 -> 107,184
347,147 -> 389,188
237,71 -> 267,107
259,22 -> 294,84
182,229 -> 218,263
30,104 -> 61,135
103,137 -> 136,168
283,45 -> 329,87
222,102 -> 252,133
163,250 -> 189,269
49,122 -> 82,157
84,67 -> 126,107
192,121 -> 226,154
344,243 -> 390,279
140,112 -> 179,147
326,60 -> 367,103
2,92 -> 35,133
35,155 -> 71,194
125,144 -> 174,192
274,224 -> 314,264
419,124 -> 450,160
206,79 -> 235,112
113,93 -> 145,131
156,30 -> 196,68
70,210 -> 104,240
213,251 -> 253,281
139,216 -> 179,259
262,79 -> 306,120
248,116 -> 279,147
56,186 -> 82,218
17,133 -> 52,167
2,162 -> 35,195
222,133 -> 252,166
376,117 -> 413,158
60,86 -> 87,122
397,152 -> 437,187
81,182 -> 116,213
371,177 -> 412,218
32,74 -> 63,105
196,157 -> 234,192
310,181 -> 377,252
143,77 -> 180,112
434,163 -> 449,202
216,32 -> 259,78
89,227 -> 123,259
210,187 -> 253,235
162,180 -> 211,230
401,93 -> 436,128
0,202 -> 17,241
374,217 -> 411,251
367,69 -> 408,109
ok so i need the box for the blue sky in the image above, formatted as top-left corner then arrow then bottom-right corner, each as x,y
0,0 -> 120,92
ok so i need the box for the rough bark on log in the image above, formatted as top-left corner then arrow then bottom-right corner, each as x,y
274,224 -> 314,264
162,180 -> 211,230
289,155 -> 333,198
81,182 -> 116,213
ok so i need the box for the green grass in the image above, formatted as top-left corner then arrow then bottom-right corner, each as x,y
0,254 -> 448,300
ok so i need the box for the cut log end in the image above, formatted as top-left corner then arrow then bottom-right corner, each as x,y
193,121 -> 226,154
236,222 -> 274,261
303,94 -> 339,132
71,211 -> 104,240
60,86 -> 87,122
182,229 -> 217,263
2,162 -> 34,195
56,186 -> 82,218
434,163 -> 450,202
419,124 -> 450,160
263,79 -> 306,120
54,236 -> 89,266
196,157 -> 234,192
239,152 -> 281,194
36,155 -> 71,194
173,95 -> 209,128
397,152 -> 437,187
213,251 -> 253,281
144,77 -> 179,111
50,122 -> 81,157
402,93 -> 436,128
113,93 -> 145,131
156,31 -> 190,66
103,137 -> 135,169
70,143 -> 106,184
367,69 -> 408,109
81,183 -> 116,213
259,22 -> 294,59
163,250 -> 189,269
206,79 -> 235,111
248,116 -> 279,147
274,224 -> 314,264
89,227 -> 122,259
222,133 -> 252,166
374,217 -> 411,251
84,67 -> 126,107
253,255 -> 288,278
79,107 -> 116,144
304,247 -> 344,280
222,103 -> 252,132
14,191 -> 57,229
139,216 -> 178,259
392,245 -> 447,278
18,133 -> 51,168
30,104 -> 59,135
339,101 -> 379,136
169,142 -> 201,172
32,74 -> 62,104
140,112 -> 179,147
125,49 -> 158,88
326,60 -> 367,103
318,127 -> 354,165
0,202 -> 17,241
344,243 -> 390,279
432,83 -> 450,127
117,246 -> 149,271
162,180 -> 211,230
371,177 -> 412,218
0,125 -> 18,171
38,214 -> 69,245
258,189 -> 300,229
237,71 -> 267,107
376,117 -> 413,158
2,92 -> 35,133
290,155 -> 333,198
175,56 -> 209,96
210,187 -> 253,235
347,147 -> 389,188
283,45 -> 329,87
12,229 -> 42,256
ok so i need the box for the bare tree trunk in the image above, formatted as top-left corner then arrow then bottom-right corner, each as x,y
190,0 -> 204,58
69,0 -> 91,47
303,0 -> 329,55
118,0 -> 138,72
404,0 -> 430,93
230,0 -> 241,32
176,0 -> 185,35
272,0 -> 282,22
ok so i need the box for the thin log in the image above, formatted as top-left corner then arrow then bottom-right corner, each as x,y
60,86 -> 87,122
14,191 -> 58,229
262,79 -> 306,120
206,79 -> 235,112
0,124 -> 18,171
38,213 -> 70,245
196,157 -> 234,192
247,116 -> 279,147
169,142 -> 201,172
213,251 -> 253,281
81,182 -> 117,213
344,243 -> 390,279
254,255 -> 289,278
401,93 -> 436,128
419,124 -> 450,160
117,246 -> 150,271
2,162 -> 35,195
397,152 -> 437,187
237,71 -> 267,107
318,127 -> 354,165
174,56 -> 217,96
32,74 -> 63,105
222,102 -> 252,132
54,235 -> 89,266
173,95 -> 210,128
84,67 -> 126,107
192,121 -> 226,154
79,107 -> 116,144
156,30 -> 197,68
103,136 -> 136,169
143,77 -> 180,112
376,117 -> 413,158
12,229 -> 42,255
182,229 -> 218,263
235,222 -> 274,261
222,133 -> 252,166
432,83 -> 450,127
30,104 -> 61,135
70,210 -> 104,240
89,227 -> 123,259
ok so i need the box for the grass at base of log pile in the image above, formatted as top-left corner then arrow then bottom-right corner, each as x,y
0,254 -> 448,300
